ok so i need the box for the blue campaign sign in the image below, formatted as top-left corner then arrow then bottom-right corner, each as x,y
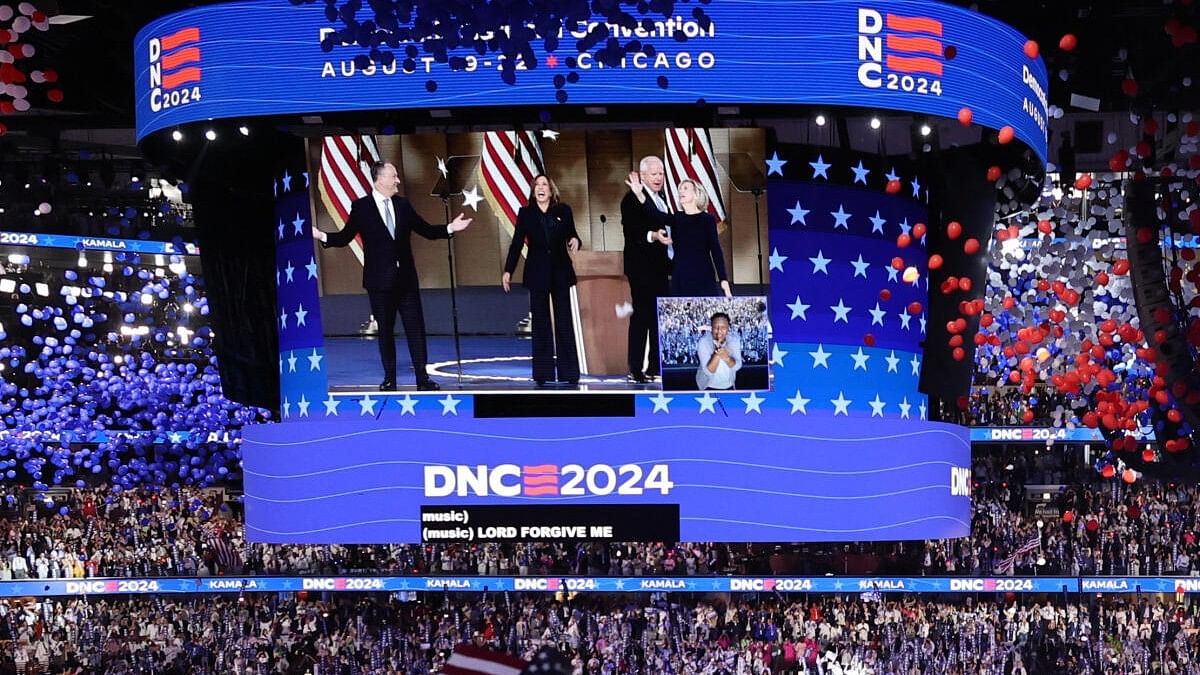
0,230 -> 198,256
970,427 -> 1156,443
242,416 -> 971,544
28,575 -> 1200,597
133,0 -> 1048,160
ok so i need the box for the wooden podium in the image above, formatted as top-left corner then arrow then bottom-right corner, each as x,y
569,250 -> 630,376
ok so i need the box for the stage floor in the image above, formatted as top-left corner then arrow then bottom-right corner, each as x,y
324,336 -> 663,393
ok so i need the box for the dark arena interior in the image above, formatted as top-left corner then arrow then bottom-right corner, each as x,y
0,0 -> 1198,672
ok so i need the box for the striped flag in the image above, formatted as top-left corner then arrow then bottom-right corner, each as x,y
479,131 -> 545,238
206,526 -> 243,574
316,135 -> 382,265
664,128 -> 727,223
995,532 -> 1040,573
443,644 -> 527,675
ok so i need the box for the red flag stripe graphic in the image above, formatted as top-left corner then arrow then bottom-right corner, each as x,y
886,34 -> 942,56
161,46 -> 200,71
162,67 -> 201,89
160,27 -> 200,51
886,55 -> 943,76
885,14 -> 943,36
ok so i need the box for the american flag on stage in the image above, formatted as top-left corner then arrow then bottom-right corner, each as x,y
664,128 -> 727,222
316,135 -> 381,265
480,131 -> 544,237
995,533 -> 1041,574
443,644 -> 527,675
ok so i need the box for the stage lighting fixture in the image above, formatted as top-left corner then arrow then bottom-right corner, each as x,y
0,279 -> 14,293
183,303 -> 194,313
6,254 -> 28,265
76,254 -> 87,268
131,175 -> 140,183
869,117 -> 881,130
171,129 -> 183,142
815,114 -> 827,126
204,129 -> 217,141
584,106 -> 608,115
238,125 -> 250,136
919,123 -> 932,136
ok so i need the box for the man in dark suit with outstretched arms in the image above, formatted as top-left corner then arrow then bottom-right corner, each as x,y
312,161 -> 471,391
621,155 -> 672,383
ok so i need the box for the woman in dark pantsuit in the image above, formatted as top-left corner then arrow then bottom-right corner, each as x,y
502,174 -> 582,386
625,173 -> 732,297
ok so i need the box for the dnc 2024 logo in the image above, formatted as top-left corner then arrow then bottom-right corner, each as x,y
857,8 -> 944,96
148,26 -> 202,112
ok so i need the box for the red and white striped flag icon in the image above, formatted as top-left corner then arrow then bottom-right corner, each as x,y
442,644 -> 527,675
316,134 -> 382,265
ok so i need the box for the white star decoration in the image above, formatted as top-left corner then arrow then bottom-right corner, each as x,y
770,344 -> 788,367
869,211 -> 886,234
808,250 -> 831,275
809,155 -> 831,179
696,393 -> 718,414
831,392 -> 852,416
323,396 -> 340,416
808,344 -> 831,369
358,395 -> 378,416
283,260 -> 295,283
787,296 -> 810,320
898,397 -> 912,419
307,349 -> 323,371
885,351 -> 900,373
286,351 -> 298,373
910,354 -> 922,376
297,395 -> 310,417
398,395 -> 418,416
787,390 -> 811,415
850,254 -> 870,278
294,303 -> 308,327
765,152 -> 787,176
830,205 -> 851,229
439,395 -> 461,416
741,391 -> 764,414
850,347 -> 870,371
868,394 -> 886,417
830,299 -> 852,323
768,248 -> 788,272
461,185 -> 484,211
436,157 -> 448,179
540,129 -> 560,140
787,200 -> 810,225
851,160 -> 870,184
649,392 -> 673,414
868,303 -> 887,326
305,256 -> 318,280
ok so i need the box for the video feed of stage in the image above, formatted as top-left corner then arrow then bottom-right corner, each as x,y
306,127 -> 769,393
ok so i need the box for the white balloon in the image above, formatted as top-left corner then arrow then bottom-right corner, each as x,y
17,2 -> 34,15
11,15 -> 29,32
12,98 -> 29,112
0,6 -> 13,21
37,202 -> 50,214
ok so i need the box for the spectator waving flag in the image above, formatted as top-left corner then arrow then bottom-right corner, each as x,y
664,128 -> 727,223
443,644 -> 527,675
480,130 -> 545,239
996,532 -> 1041,573
316,135 -> 381,265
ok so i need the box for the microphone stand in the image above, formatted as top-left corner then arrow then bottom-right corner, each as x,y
439,194 -> 464,387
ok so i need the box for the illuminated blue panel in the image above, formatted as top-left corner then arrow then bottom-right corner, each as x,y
133,0 -> 1048,161
242,415 -> 970,543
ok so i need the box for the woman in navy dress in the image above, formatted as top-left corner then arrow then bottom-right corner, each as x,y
502,174 -> 582,385
625,172 -> 731,297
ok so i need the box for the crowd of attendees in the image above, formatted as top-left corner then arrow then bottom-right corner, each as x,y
939,386 -> 1075,427
657,298 -> 770,368
0,442 -> 1197,587
3,592 -> 1200,674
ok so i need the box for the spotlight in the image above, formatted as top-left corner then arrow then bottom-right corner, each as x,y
77,254 -> 87,268
171,129 -> 183,142
183,303 -> 194,314
869,117 -> 882,130
919,124 -> 932,137
238,125 -> 250,136
204,129 -> 217,141
131,175 -> 140,183
815,114 -> 827,126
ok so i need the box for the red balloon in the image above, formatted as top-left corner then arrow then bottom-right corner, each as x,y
1074,174 -> 1093,190
952,347 -> 965,361
907,301 -> 923,316
886,179 -> 901,194
1062,511 -> 1074,524
897,233 -> 912,248
911,222 -> 927,238
1112,259 -> 1130,275
1121,78 -> 1139,97
1059,33 -> 1078,51
1100,464 -> 1115,479
879,289 -> 892,301
946,221 -> 962,240
957,107 -> 973,126
46,89 -> 63,103
1142,448 -> 1156,463
987,165 -> 1002,182
1094,271 -> 1109,286
1144,118 -> 1159,135
891,257 -> 905,271
1122,469 -> 1137,484
963,238 -> 980,255
928,254 -> 943,270
997,126 -> 1014,144
863,333 -> 876,347
1037,219 -> 1053,234
1023,40 -> 1039,59
1022,409 -> 1035,423
1168,408 -> 1183,423
958,277 -> 972,292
